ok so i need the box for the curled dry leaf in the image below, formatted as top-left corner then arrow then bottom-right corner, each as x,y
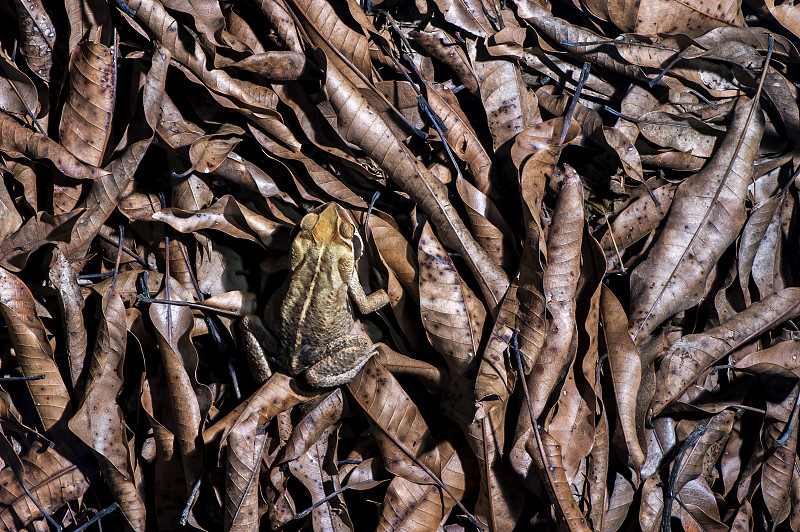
0,0 -> 798,528
68,292 -> 145,531
629,97 -> 766,340
528,166 -> 584,417
600,185 -> 675,271
347,358 -> 442,485
0,112 -> 108,180
418,222 -> 486,375
187,124 -> 245,174
13,0 -> 54,82
0,439 -> 90,530
59,39 -> 116,167
600,285 -> 645,469
651,287 -> 800,417
0,267 -> 72,431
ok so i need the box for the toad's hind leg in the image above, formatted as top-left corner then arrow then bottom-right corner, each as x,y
304,335 -> 376,387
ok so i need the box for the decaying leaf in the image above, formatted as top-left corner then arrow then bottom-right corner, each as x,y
0,0 -> 796,529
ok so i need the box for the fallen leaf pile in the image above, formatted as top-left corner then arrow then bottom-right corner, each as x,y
0,0 -> 798,529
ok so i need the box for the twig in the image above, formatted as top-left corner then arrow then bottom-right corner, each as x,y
0,374 -> 45,382
512,331 -> 556,522
558,62 -> 591,146
293,480 -> 383,520
72,502 -> 119,532
649,54 -> 683,87
112,0 -> 136,17
179,475 -> 203,526
2,41 -> 46,135
561,39 -> 678,52
662,423 -> 707,532
22,483 -> 61,531
135,294 -> 242,317
165,235 -> 172,346
602,105 -> 640,123
95,230 -> 151,268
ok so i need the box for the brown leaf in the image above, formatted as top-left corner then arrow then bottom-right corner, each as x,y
637,112 -> 723,159
13,0 -> 54,82
0,49 -> 40,119
0,112 -> 108,180
418,222 -> 486,375
187,124 -> 245,174
651,287 -> 800,416
0,267 -> 72,431
68,292 -> 146,531
600,185 -> 675,271
527,430 -> 593,531
674,478 -> 728,531
347,358 -> 441,485
149,283 -> 208,491
455,175 -> 516,271
761,385 -> 799,525
63,43 -> 170,259
59,39 -> 116,167
601,285 -> 645,469
152,194 -> 291,247
629,97 -> 765,340
140,376 -> 188,530
739,193 -> 782,305
287,0 -> 375,82
287,424 -> 354,530
469,39 -> 540,151
0,439 -> 90,530
282,389 -> 345,463
323,57 -> 509,308
426,82 -> 492,194
378,439 -> 469,531
608,0 -> 743,36
410,31 -> 479,96
528,166 -> 584,417
227,51 -> 320,80
430,0 -> 494,38
126,0 -> 279,113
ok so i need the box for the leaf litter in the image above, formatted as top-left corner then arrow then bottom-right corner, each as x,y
0,0 -> 797,530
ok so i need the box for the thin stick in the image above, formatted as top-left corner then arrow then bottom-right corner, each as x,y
135,295 -> 242,317
22,483 -> 61,531
0,374 -> 44,382
165,235 -> 172,346
649,54 -> 683,87
294,480 -> 383,520
73,502 -> 119,532
95,230 -> 151,268
2,41 -> 46,135
512,332 -> 555,518
180,475 -> 203,526
561,39 -> 678,52
558,62 -> 591,146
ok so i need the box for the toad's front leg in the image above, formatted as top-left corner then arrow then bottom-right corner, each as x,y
240,315 -> 280,384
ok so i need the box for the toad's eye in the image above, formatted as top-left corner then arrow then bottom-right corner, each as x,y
300,213 -> 318,231
339,219 -> 355,239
